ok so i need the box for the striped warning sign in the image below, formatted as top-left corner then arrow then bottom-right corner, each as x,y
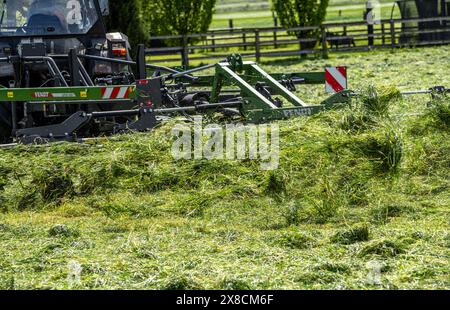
325,66 -> 348,93
101,86 -> 131,99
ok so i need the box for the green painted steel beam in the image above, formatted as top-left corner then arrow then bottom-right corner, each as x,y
245,105 -> 325,123
247,64 -> 307,107
244,90 -> 353,123
0,86 -> 136,103
176,71 -> 325,87
222,66 -> 278,110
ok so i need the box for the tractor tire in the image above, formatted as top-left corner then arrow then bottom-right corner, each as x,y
0,103 -> 12,143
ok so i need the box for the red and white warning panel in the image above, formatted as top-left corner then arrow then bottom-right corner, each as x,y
325,66 -> 348,93
101,86 -> 132,99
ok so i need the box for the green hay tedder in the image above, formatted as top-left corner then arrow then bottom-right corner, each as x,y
0,0 -> 447,145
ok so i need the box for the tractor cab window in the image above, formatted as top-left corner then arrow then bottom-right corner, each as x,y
0,0 -> 100,36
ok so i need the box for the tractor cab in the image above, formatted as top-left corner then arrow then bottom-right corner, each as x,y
0,0 -> 134,142
0,0 -> 131,87
0,0 -> 106,38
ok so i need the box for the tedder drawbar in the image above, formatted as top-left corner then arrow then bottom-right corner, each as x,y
0,0 -> 447,145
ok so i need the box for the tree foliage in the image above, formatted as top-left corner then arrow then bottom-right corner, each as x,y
105,0 -> 147,49
105,0 -> 216,48
272,0 -> 329,49
144,0 -> 217,36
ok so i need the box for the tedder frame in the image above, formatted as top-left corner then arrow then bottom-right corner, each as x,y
0,52 -> 353,144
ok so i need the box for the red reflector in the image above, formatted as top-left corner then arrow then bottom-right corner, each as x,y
112,48 -> 127,57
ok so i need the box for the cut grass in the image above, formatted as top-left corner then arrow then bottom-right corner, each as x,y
0,46 -> 448,290
331,225 -> 370,245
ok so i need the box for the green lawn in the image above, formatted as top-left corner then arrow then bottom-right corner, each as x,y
212,0 -> 401,29
0,46 -> 449,290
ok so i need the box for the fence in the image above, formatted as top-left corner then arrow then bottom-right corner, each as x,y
145,16 -> 450,66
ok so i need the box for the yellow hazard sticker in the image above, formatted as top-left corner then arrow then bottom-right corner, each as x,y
80,90 -> 87,98
7,91 -> 14,98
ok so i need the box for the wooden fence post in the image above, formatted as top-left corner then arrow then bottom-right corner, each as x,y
321,26 -> 328,58
381,23 -> 386,45
182,35 -> 189,68
273,17 -> 278,49
255,30 -> 261,62
243,32 -> 247,51
390,20 -> 396,48
211,33 -> 216,52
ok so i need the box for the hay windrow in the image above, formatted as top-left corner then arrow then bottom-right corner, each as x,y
0,46 -> 448,289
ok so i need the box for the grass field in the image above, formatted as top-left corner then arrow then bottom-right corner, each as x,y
0,45 -> 449,290
212,0 -> 401,29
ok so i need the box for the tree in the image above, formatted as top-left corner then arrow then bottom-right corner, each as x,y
272,0 -> 329,51
105,0 -> 147,49
144,0 -> 216,37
